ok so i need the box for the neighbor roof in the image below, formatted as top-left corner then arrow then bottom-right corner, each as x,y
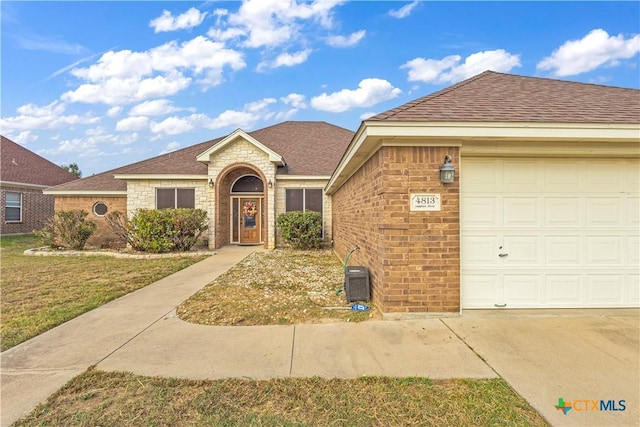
1,136 -> 78,187
371,71 -> 640,123
47,121 -> 353,193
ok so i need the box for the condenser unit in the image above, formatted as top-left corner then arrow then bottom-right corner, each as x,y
345,266 -> 370,302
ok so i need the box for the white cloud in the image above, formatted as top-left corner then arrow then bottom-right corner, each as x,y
116,116 -> 149,131
326,30 -> 366,47
204,97 -> 277,130
159,141 -> 182,155
10,130 -> 39,146
359,111 -> 377,120
258,49 -> 312,71
150,116 -> 196,135
537,29 -> 640,76
62,36 -> 245,105
129,99 -> 179,116
389,1 -> 419,19
281,93 -> 307,108
310,78 -> 402,113
402,49 -> 521,84
14,34 -> 88,55
0,101 -> 100,132
209,0 -> 345,49
150,7 -> 207,33
106,106 -> 122,118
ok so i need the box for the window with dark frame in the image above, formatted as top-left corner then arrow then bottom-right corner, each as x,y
285,188 -> 323,214
156,188 -> 195,209
5,192 -> 22,222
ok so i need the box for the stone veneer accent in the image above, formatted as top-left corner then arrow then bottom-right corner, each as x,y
207,139 -> 277,249
54,196 -> 127,248
332,146 -> 461,314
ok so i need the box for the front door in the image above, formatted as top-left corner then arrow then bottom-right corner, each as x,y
240,198 -> 261,244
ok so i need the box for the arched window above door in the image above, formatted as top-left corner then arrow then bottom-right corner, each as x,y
231,175 -> 264,193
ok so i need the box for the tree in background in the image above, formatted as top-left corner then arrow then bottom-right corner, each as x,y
61,163 -> 82,178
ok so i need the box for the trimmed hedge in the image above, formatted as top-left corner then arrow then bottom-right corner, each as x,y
106,209 -> 208,253
276,210 -> 323,250
34,210 -> 97,250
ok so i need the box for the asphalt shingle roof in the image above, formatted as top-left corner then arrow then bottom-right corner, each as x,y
1,136 -> 79,187
47,121 -> 354,192
371,71 -> 640,123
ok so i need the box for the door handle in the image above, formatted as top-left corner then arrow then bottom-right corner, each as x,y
498,253 -> 509,257
494,303 -> 507,308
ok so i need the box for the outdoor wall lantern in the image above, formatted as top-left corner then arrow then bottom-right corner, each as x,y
208,178 -> 215,188
439,155 -> 455,183
268,179 -> 273,188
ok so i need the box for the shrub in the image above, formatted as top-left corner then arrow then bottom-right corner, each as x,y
106,209 -> 208,253
34,210 -> 97,250
276,210 -> 323,250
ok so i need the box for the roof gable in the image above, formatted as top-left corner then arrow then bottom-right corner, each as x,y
196,128 -> 285,164
371,71 -> 640,124
1,136 -> 78,187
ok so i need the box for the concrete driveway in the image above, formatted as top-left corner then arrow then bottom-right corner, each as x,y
443,309 -> 640,427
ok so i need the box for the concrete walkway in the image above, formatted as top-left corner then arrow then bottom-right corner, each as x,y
1,245 -> 494,426
2,246 -> 638,427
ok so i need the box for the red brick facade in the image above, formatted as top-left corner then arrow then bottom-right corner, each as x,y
332,146 -> 460,314
1,186 -> 54,235
55,196 -> 127,248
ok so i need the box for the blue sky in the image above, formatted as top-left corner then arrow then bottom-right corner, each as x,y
1,1 -> 639,176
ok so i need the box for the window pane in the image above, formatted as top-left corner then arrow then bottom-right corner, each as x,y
176,188 -> 195,208
286,189 -> 303,212
6,192 -> 21,207
232,176 -> 264,193
305,189 -> 323,213
157,189 -> 175,209
6,207 -> 20,221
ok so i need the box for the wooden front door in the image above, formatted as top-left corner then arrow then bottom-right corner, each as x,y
240,198 -> 261,244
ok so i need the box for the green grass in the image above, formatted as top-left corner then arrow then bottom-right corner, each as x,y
0,234 -> 207,351
13,370 -> 549,426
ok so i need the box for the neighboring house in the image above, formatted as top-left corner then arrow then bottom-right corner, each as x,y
1,136 -> 79,235
326,71 -> 640,314
45,121 -> 354,249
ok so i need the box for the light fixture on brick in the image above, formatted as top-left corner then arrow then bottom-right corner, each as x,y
439,155 -> 455,183
208,178 -> 215,188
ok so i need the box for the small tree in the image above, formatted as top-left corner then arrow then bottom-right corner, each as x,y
34,210 -> 96,250
61,163 -> 82,178
276,211 -> 323,250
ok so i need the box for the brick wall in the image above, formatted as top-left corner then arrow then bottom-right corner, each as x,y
332,146 -> 460,314
55,196 -> 127,248
1,186 -> 54,235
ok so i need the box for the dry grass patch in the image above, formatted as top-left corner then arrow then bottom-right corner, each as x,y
1,234 -> 207,351
14,370 -> 548,426
178,249 -> 378,326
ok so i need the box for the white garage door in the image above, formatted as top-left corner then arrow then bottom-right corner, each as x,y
461,158 -> 639,309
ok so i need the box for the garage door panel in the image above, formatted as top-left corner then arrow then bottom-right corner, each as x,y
502,235 -> 540,266
544,160 -> 582,192
462,275 -> 500,308
504,275 -> 542,307
504,198 -> 540,226
461,235 -> 500,266
544,197 -> 582,227
504,160 -> 540,192
586,275 -> 624,306
586,236 -> 623,265
546,275 -> 583,306
586,197 -> 622,226
461,197 -> 500,226
462,157 -> 639,309
545,236 -> 582,265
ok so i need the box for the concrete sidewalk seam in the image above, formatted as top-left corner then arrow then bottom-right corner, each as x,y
439,318 -> 500,377
288,325 -> 296,376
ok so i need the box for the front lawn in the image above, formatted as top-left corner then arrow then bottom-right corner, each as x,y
178,249 -> 378,326
0,234 -> 207,351
13,370 -> 549,426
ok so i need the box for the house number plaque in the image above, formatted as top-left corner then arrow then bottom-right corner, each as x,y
410,194 -> 441,211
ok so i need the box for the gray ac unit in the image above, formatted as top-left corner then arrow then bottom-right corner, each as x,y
345,266 -> 370,302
